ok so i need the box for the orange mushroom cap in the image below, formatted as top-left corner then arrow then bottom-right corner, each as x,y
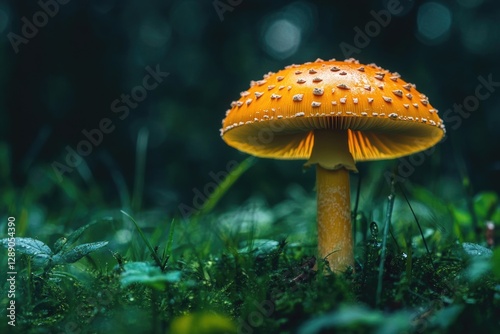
220,58 -> 445,163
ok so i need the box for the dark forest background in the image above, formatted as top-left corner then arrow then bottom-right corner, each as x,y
1,0 -> 499,215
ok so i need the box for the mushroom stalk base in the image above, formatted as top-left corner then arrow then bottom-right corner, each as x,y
316,165 -> 354,272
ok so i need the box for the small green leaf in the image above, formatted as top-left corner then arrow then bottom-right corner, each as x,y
58,220 -> 101,253
53,237 -> 68,253
120,262 -> 182,290
54,241 -> 108,264
238,239 -> 279,256
0,237 -> 53,268
0,237 -> 52,256
462,242 -> 493,258
473,191 -> 498,220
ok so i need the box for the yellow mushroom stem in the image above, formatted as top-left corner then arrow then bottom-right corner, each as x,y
305,129 -> 357,271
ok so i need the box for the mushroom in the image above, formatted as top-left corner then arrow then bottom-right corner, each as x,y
220,58 -> 445,271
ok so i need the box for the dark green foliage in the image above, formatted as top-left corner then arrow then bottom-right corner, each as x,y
1,104 -> 500,333
0,222 -> 109,272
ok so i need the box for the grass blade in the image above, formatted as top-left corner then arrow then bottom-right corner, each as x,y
376,177 -> 396,307
352,172 -> 362,242
398,184 -> 434,263
121,210 -> 163,269
162,218 -> 176,268
196,156 -> 257,217
132,127 -> 149,213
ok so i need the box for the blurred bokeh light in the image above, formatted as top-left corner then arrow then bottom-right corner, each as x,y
416,2 -> 452,44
